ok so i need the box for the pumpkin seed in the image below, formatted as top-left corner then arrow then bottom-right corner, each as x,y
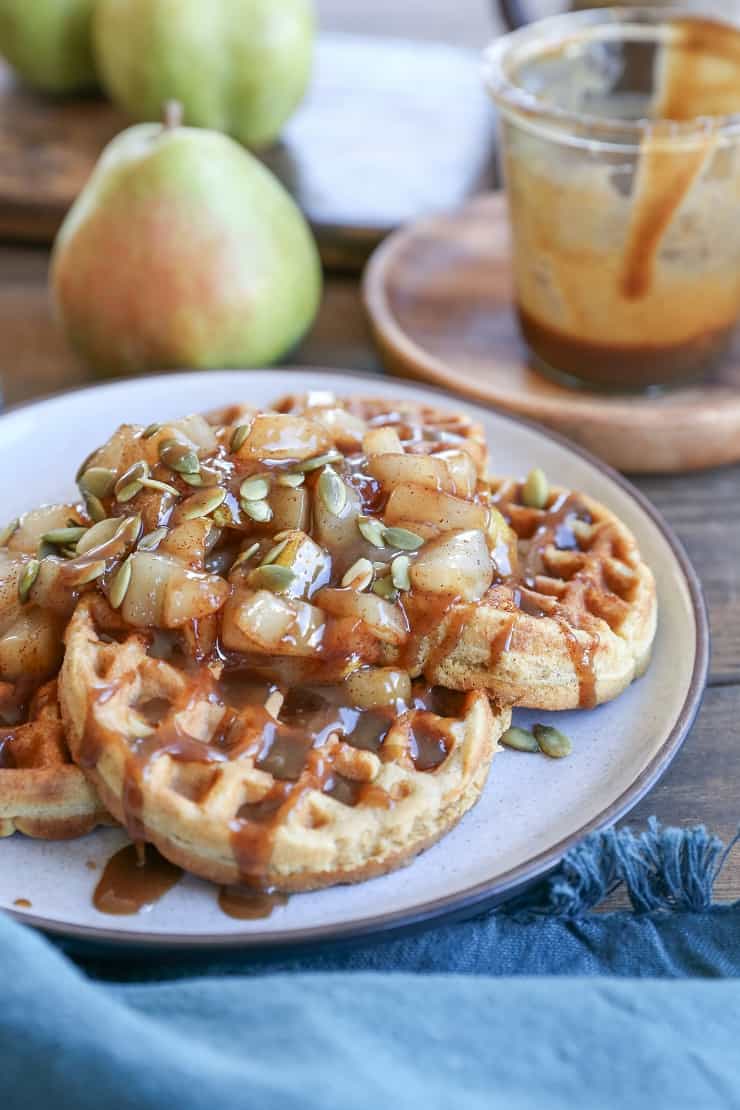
248,564 -> 295,593
138,527 -> 168,551
79,467 -> 116,499
37,540 -> 56,560
139,477 -> 179,497
276,472 -> 305,488
0,519 -> 19,547
357,516 -> 386,548
142,422 -> 161,439
341,557 -> 373,591
382,526 -> 424,552
533,724 -> 572,759
240,476 -> 270,501
391,555 -> 411,591
295,450 -> 342,473
179,487 -> 227,520
159,439 -> 200,475
232,542 -> 260,570
522,468 -> 549,510
117,515 -> 143,544
115,460 -> 150,493
109,556 -> 133,610
372,577 -> 398,602
83,493 -> 106,523
230,424 -> 250,453
115,480 -> 143,503
500,726 -> 539,754
241,498 -> 273,523
18,559 -> 40,603
42,526 -> 88,547
260,538 -> 290,566
180,472 -> 204,488
66,559 -> 107,586
318,466 -> 347,516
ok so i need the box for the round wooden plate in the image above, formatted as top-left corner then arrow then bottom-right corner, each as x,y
363,192 -> 740,473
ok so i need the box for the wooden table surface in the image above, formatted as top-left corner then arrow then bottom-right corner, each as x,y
2,0 -> 740,906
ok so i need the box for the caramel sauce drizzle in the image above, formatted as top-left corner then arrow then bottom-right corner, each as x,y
93,843 -> 182,916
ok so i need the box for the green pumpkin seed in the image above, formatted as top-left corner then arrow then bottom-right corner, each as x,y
83,493 -> 106,523
0,519 -> 19,547
138,527 -> 168,551
240,476 -> 270,501
66,559 -> 107,586
142,422 -> 161,439
372,577 -> 398,602
79,467 -> 116,499
522,468 -> 549,510
276,472 -> 305,488
382,526 -> 424,552
500,726 -> 540,753
341,557 -> 373,590
179,487 -> 227,520
159,438 -> 200,475
180,472 -> 204,488
115,460 -> 150,493
241,498 -> 273,523
140,477 -> 179,497
37,540 -> 56,560
230,424 -> 250,453
318,467 -> 347,516
115,480 -> 143,503
18,559 -> 40,603
357,516 -> 386,548
391,555 -> 411,591
260,538 -> 290,566
232,542 -> 260,570
295,450 -> 342,473
248,564 -> 295,593
42,526 -> 88,547
533,724 -> 572,759
109,556 -> 133,610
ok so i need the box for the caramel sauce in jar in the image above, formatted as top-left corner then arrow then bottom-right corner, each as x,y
496,15 -> 740,389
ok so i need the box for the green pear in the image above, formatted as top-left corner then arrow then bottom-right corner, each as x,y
94,0 -> 314,149
0,0 -> 98,93
51,109 -> 322,374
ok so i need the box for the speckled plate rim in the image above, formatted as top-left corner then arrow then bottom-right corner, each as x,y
1,368 -> 709,952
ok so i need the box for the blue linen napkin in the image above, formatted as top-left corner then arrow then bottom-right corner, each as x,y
4,821 -> 740,1110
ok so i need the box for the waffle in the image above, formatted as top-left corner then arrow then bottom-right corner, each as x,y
61,599 -> 509,890
0,679 -> 110,839
0,505 -> 114,838
407,479 -> 657,709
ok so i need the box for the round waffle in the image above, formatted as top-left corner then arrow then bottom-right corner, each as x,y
0,504 -> 113,838
405,478 -> 657,709
61,599 -> 509,890
0,679 -> 110,839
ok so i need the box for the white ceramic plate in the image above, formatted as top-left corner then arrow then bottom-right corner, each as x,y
0,370 -> 708,949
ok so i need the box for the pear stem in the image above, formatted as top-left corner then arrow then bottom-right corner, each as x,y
162,100 -> 184,130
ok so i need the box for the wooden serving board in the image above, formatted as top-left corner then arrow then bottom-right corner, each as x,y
363,192 -> 740,474
0,33 -> 496,271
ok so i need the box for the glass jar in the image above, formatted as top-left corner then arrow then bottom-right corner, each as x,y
485,7 -> 740,390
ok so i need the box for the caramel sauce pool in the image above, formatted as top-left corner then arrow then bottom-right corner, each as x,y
217,886 -> 289,920
93,843 -> 183,916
